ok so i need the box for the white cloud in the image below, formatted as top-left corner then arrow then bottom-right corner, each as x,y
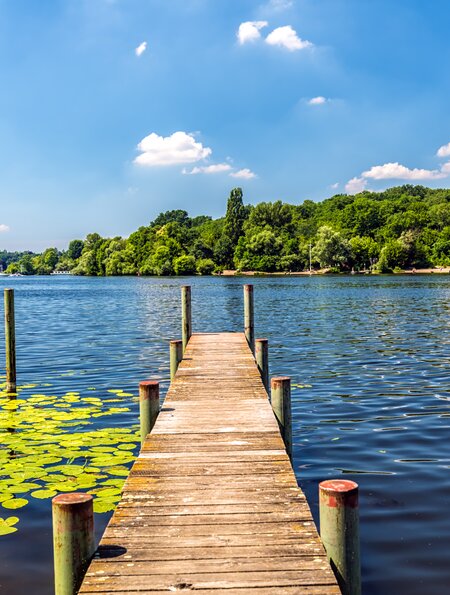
237,21 -> 268,45
182,163 -> 232,175
308,96 -> 327,105
134,131 -> 212,167
269,0 -> 294,10
345,177 -> 367,194
330,182 -> 339,190
265,26 -> 312,51
135,41 -> 147,57
230,168 -> 257,179
437,142 -> 450,158
440,161 -> 450,174
0,224 -> 10,233
362,162 -> 445,181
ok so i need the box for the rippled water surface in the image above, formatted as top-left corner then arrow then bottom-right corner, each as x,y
1,274 -> 450,594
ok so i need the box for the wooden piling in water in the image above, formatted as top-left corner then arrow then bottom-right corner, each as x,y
169,339 -> 183,381
319,479 -> 361,595
243,284 -> 255,354
4,288 -> 16,393
181,285 -> 192,353
270,376 -> 292,459
52,493 -> 95,595
139,380 -> 159,446
255,338 -> 269,392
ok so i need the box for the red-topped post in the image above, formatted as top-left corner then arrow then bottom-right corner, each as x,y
52,493 -> 95,595
139,380 -> 160,446
319,479 -> 361,595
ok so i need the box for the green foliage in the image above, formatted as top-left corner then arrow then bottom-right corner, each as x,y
4,184 -> 450,275
173,255 -> 196,275
196,258 -> 215,275
67,239 -> 84,260
312,226 -> 352,269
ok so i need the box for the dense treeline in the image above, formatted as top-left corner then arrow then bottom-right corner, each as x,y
4,184 -> 450,276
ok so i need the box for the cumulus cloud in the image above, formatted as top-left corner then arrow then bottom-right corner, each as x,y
134,131 -> 212,167
437,142 -> 450,158
0,224 -> 10,232
265,26 -> 312,51
182,163 -> 232,175
308,96 -> 327,105
362,162 -> 446,181
441,161 -> 450,175
230,168 -> 257,179
330,182 -> 339,190
237,21 -> 268,44
345,177 -> 367,194
135,41 -> 147,57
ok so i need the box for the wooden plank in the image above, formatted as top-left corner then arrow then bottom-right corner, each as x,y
79,332 -> 340,594
80,587 -> 341,595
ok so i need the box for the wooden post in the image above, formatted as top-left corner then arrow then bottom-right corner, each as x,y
52,493 -> 95,595
255,338 -> 269,392
4,288 -> 16,393
181,285 -> 192,353
243,284 -> 255,354
170,339 -> 183,381
319,480 -> 361,595
270,376 -> 292,459
139,380 -> 159,446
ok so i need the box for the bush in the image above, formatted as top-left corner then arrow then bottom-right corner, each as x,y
196,258 -> 215,275
173,255 -> 196,276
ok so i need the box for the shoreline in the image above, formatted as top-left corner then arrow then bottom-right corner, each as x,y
220,268 -> 450,277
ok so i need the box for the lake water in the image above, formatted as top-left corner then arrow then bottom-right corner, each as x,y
0,274 -> 450,595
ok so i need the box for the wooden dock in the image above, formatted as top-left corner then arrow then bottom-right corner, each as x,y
79,332 -> 340,594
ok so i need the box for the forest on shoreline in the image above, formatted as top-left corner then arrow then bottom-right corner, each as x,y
2,184 -> 450,276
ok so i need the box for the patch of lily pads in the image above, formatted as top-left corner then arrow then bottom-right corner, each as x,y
0,378 -> 140,536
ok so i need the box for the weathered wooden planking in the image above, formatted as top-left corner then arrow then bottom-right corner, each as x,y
79,333 -> 339,594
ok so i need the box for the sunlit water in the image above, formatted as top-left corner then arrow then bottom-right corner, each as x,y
0,274 -> 450,595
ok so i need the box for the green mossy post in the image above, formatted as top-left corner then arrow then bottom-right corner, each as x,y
4,288 -> 16,393
170,339 -> 183,381
255,338 -> 269,392
181,285 -> 192,353
244,284 -> 255,354
319,480 -> 361,595
270,376 -> 292,459
139,380 -> 160,446
52,493 -> 95,595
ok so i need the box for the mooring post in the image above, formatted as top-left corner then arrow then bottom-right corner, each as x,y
255,338 -> 269,392
270,376 -> 292,459
52,493 -> 95,595
170,339 -> 183,381
181,285 -> 192,353
139,380 -> 160,446
4,288 -> 16,393
243,284 -> 255,354
319,479 -> 361,595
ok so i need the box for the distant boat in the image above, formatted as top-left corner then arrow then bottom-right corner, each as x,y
9,273 -> 23,277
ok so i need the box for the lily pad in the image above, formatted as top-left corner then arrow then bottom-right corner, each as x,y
2,498 -> 28,510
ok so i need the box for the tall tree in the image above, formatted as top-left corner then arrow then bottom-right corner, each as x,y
217,188 -> 247,268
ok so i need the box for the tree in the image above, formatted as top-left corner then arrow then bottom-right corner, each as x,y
312,226 -> 351,270
218,188 -> 247,267
349,236 -> 379,270
377,239 -> 409,272
196,258 -> 215,275
67,239 -> 84,260
235,230 -> 283,272
173,255 -> 196,275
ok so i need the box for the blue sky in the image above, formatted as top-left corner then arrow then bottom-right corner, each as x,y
1,0 -> 450,251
